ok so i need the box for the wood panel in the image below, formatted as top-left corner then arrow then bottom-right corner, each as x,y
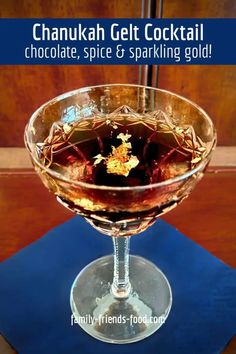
162,0 -> 236,18
0,0 -> 140,18
158,66 -> 236,145
0,0 -> 141,146
158,0 -> 236,146
0,65 -> 138,146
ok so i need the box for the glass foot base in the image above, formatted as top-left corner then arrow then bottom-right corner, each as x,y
70,255 -> 172,344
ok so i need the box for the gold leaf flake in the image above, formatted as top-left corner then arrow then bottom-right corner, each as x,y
92,132 -> 139,177
117,133 -> 131,142
125,142 -> 132,149
74,198 -> 102,211
126,155 -> 139,169
93,154 -> 105,165
106,119 -> 119,130
106,155 -> 139,177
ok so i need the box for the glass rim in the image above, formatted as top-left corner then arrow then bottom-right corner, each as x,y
25,83 -> 217,191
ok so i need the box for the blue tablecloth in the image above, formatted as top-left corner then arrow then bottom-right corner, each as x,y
0,216 -> 235,354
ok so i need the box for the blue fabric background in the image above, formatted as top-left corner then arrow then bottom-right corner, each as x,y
0,216 -> 235,354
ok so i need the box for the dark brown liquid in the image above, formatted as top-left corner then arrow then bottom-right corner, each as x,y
39,115 -> 200,187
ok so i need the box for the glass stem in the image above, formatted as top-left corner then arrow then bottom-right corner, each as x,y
111,236 -> 131,298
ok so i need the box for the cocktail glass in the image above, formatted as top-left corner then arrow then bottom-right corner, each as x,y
24,84 -> 216,343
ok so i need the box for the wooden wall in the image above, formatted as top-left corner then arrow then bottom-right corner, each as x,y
158,0 -> 236,145
0,0 -> 235,147
0,0 -> 140,147
0,0 -> 139,18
